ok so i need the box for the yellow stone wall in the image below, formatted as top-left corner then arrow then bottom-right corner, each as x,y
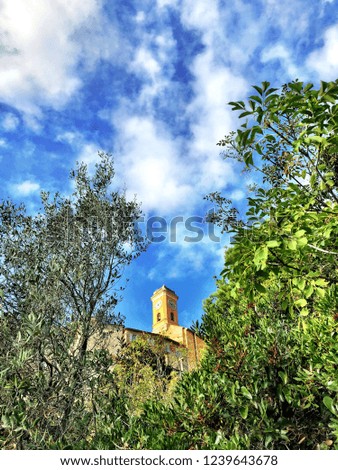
151,285 -> 179,334
151,285 -> 206,370
87,324 -> 124,356
88,285 -> 206,372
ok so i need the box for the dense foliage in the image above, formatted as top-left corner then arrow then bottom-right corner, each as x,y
114,336 -> 179,417
0,154 -> 146,448
1,80 -> 337,450
120,80 -> 338,450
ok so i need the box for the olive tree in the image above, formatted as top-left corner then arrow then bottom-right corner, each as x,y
0,153 -> 146,448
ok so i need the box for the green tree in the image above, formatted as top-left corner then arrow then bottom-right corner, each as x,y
211,80 -> 338,314
114,335 -> 179,418
195,80 -> 338,449
115,80 -> 338,450
0,153 -> 146,448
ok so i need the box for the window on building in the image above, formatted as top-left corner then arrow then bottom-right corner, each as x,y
157,312 -> 161,321
130,333 -> 137,342
170,312 -> 174,321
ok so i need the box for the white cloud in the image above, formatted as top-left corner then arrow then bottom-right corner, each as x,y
127,30 -> 176,109
188,49 -> 247,153
56,131 -> 82,145
0,0 -> 119,119
130,48 -> 161,79
183,29 -> 247,194
261,43 -> 300,78
113,114 -> 192,213
230,189 -> 245,201
110,0 -> 247,215
180,0 -> 219,41
77,143 -> 102,172
11,180 -> 40,196
180,0 -> 267,67
158,0 -> 247,181
306,24 -> 338,79
1,112 -> 19,131
135,11 -> 146,23
147,227 -> 227,280
156,0 -> 178,8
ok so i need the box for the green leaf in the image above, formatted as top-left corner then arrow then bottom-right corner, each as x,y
239,111 -> 253,118
298,278 -> 306,290
299,308 -> 309,317
255,283 -> 266,294
252,85 -> 263,95
261,81 -> 271,92
239,406 -> 248,419
243,151 -> 254,166
310,173 -> 317,187
278,371 -> 288,385
249,95 -> 262,104
254,245 -> 268,266
229,101 -> 246,110
265,434 -> 273,447
283,388 -> 292,404
266,240 -> 280,248
287,239 -> 297,250
1,415 -> 11,429
304,284 -> 314,298
323,396 -> 337,415
241,386 -> 253,400
315,278 -> 328,287
295,298 -> 307,308
294,230 -> 306,238
323,228 -> 332,239
293,278 -> 306,290
297,237 -> 308,247
327,381 -> 338,392
316,287 -> 326,298
304,135 -> 327,144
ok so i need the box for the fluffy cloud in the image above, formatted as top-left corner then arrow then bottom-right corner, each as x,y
10,180 -> 40,196
130,48 -> 161,79
147,222 -> 227,280
261,43 -> 300,79
188,51 -> 247,150
108,0 -> 247,216
306,24 -> 338,79
113,114 -> 192,213
180,0 -> 219,37
230,189 -> 246,201
179,1 -> 248,194
1,112 -> 19,131
0,0 -> 118,119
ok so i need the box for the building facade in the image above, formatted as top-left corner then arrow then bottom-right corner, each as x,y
151,285 -> 206,370
89,285 -> 206,372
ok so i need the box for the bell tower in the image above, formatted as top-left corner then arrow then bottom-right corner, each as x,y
151,285 -> 179,334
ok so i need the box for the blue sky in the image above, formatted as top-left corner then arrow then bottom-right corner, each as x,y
0,0 -> 337,331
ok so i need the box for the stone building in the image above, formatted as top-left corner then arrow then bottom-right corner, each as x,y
90,285 -> 206,372
150,285 -> 206,371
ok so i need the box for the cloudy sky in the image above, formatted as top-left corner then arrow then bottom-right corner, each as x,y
0,0 -> 337,331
